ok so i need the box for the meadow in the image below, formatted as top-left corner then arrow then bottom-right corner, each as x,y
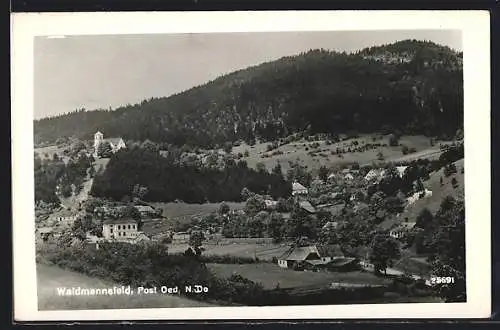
37,263 -> 214,310
232,135 -> 446,174
167,241 -> 290,261
207,263 -> 391,290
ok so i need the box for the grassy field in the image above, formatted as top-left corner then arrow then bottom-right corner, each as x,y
207,263 -> 391,290
378,158 -> 464,231
167,242 -> 290,260
151,202 -> 245,219
37,263 -> 214,310
232,135 -> 446,173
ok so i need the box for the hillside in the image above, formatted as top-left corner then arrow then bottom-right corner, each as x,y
34,39 -> 463,148
379,158 -> 464,231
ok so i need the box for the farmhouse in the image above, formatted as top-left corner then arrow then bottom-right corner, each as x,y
172,232 -> 190,243
364,169 -> 381,181
344,173 -> 354,181
264,199 -> 278,210
277,245 -> 322,269
322,221 -> 339,231
47,208 -> 78,225
93,131 -> 126,158
292,181 -> 308,196
102,218 -> 138,240
134,204 -> 159,218
389,222 -> 417,239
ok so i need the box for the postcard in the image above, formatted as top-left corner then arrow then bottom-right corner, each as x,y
11,10 -> 491,321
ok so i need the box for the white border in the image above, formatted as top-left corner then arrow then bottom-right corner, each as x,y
11,10 -> 491,321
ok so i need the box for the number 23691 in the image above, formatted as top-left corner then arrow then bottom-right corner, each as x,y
430,277 -> 455,284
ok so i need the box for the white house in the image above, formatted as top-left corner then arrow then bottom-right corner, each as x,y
102,218 -> 138,240
344,173 -> 354,181
389,222 -> 416,239
364,169 -> 381,181
292,181 -> 308,196
396,166 -> 409,178
94,131 -> 126,158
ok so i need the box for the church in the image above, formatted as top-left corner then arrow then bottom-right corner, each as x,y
93,131 -> 126,158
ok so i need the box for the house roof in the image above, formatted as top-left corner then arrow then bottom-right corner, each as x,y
103,218 -> 137,225
292,182 -> 307,191
299,201 -> 316,213
396,166 -> 408,177
279,245 -> 320,261
391,222 -> 417,232
322,221 -> 339,230
104,138 -> 124,146
135,205 -> 155,212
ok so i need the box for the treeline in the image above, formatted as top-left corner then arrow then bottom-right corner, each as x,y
35,40 -> 462,147
90,148 -> 291,203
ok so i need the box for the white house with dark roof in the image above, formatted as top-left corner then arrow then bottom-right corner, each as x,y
93,131 -> 126,158
292,181 -> 308,196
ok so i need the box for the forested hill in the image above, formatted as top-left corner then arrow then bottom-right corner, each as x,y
34,39 -> 463,147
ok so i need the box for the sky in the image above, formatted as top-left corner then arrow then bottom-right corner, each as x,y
34,30 -> 462,119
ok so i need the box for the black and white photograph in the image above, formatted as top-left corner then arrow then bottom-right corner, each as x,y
11,11 -> 490,320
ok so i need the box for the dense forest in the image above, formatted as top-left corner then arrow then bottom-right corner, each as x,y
90,148 -> 292,203
34,40 -> 463,148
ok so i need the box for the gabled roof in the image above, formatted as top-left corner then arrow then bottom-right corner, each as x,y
391,222 -> 417,232
103,218 -> 137,225
279,245 -> 320,261
135,205 -> 155,212
104,138 -> 125,146
396,166 -> 408,177
299,201 -> 316,213
292,181 -> 307,191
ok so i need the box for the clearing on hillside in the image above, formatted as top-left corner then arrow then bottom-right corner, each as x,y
232,135 -> 450,174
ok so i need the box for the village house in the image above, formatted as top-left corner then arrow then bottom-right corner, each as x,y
172,232 -> 191,243
344,173 -> 354,181
264,199 -> 278,210
389,222 -> 417,239
277,245 -> 323,269
322,221 -> 339,231
292,181 -> 308,196
364,169 -> 381,181
93,131 -> 126,158
102,218 -> 138,240
134,204 -> 160,218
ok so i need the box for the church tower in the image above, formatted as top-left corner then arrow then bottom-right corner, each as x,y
94,131 -> 104,158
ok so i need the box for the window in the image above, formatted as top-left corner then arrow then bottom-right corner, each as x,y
118,225 -> 121,229
110,229 -> 113,233
128,225 -> 131,229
